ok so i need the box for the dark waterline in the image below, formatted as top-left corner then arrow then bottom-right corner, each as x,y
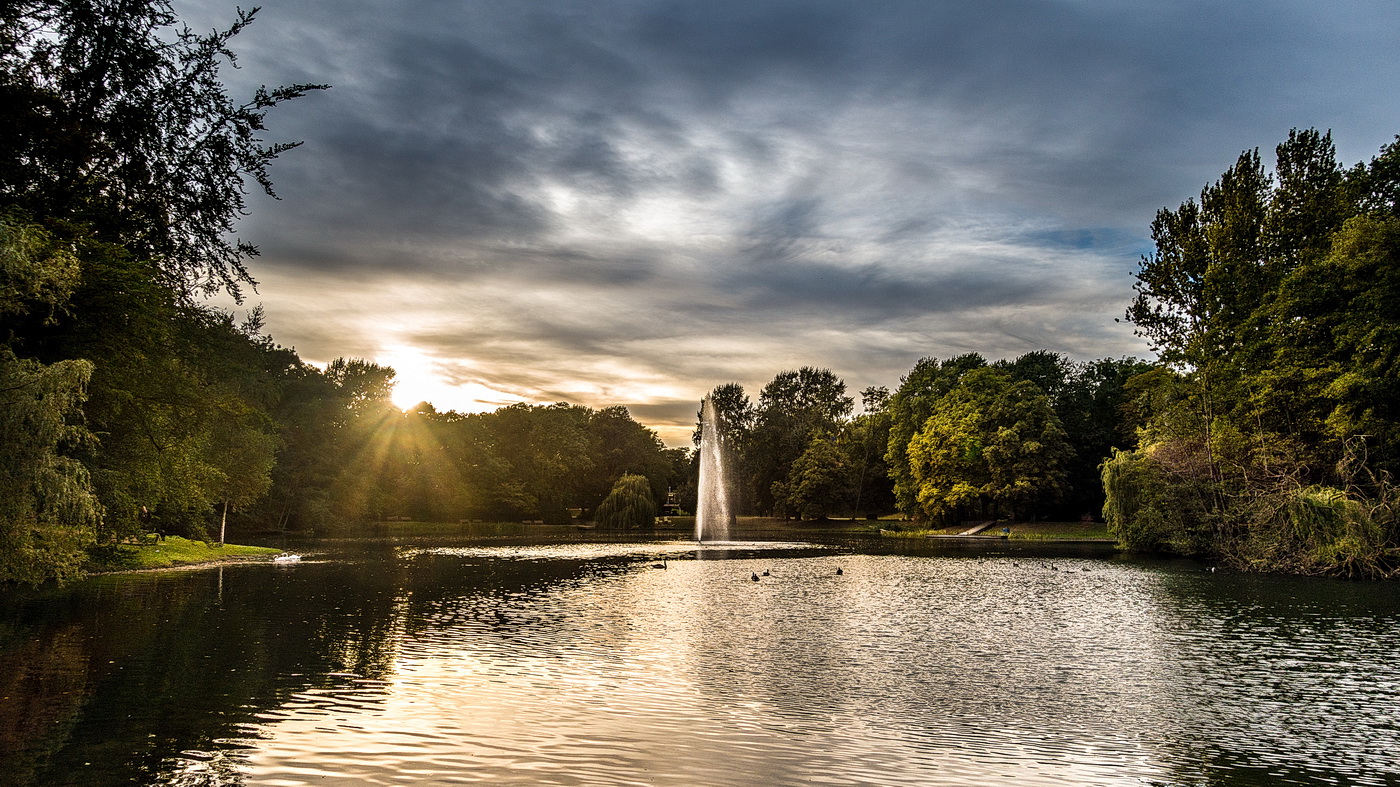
2,527 -> 1398,786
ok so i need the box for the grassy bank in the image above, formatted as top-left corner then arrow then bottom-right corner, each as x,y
86,537 -> 282,573
881,521 -> 1115,542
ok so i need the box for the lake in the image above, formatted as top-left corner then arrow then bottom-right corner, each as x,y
2,528 -> 1398,786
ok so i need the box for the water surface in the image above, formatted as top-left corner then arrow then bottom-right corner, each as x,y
2,532 -> 1397,786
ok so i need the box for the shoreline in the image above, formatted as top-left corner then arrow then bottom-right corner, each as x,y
85,536 -> 284,575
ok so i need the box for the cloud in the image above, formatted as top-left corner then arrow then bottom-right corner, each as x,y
188,0 -> 1400,444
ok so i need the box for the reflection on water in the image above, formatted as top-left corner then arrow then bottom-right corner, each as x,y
2,536 -> 1399,786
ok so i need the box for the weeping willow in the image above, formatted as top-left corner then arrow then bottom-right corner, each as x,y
1239,484 -> 1395,579
0,353 -> 102,584
595,474 -> 656,529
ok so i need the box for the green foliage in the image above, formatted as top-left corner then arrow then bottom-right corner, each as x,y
845,386 -> 895,516
586,405 -> 672,512
0,1 -> 321,580
772,434 -> 854,520
1051,357 -> 1156,517
1115,129 -> 1400,576
0,352 -> 100,584
19,242 -> 284,542
324,400 -> 678,528
882,352 -> 1147,522
1100,447 -> 1212,553
595,474 -> 656,529
0,214 -> 101,583
0,214 -> 81,320
748,367 -> 853,514
1253,215 -> 1400,469
885,354 -> 986,515
1277,486 -> 1387,576
907,368 -> 1071,523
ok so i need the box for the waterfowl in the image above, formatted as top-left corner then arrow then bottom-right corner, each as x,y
751,572 -> 760,582
836,567 -> 844,576
762,569 -> 770,576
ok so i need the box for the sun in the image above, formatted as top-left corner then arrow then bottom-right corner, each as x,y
389,368 -> 444,411
378,345 -> 527,414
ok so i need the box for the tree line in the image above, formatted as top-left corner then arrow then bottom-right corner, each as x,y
698,354 -> 1149,525
1,0 -> 327,583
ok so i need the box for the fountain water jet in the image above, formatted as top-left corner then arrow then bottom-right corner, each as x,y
696,395 -> 732,542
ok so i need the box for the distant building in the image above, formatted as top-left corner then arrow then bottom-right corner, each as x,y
661,488 -> 683,517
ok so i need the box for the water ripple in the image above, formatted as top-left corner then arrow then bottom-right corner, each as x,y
178,549 -> 1400,786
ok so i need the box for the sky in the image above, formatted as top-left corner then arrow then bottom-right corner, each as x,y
184,0 -> 1400,446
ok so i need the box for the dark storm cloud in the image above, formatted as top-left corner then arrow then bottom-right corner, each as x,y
187,0 -> 1400,439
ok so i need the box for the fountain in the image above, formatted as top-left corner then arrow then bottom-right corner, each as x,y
695,395 -> 732,542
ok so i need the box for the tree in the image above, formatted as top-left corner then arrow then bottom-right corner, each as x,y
595,474 -> 656,529
0,1 -> 325,569
457,403 -> 595,523
844,386 -> 895,517
325,358 -> 398,418
241,359 -> 341,531
1252,215 -> 1400,473
0,354 -> 101,584
772,433 -> 854,520
12,245 -> 290,542
1127,145 -> 1278,377
1050,356 -> 1156,518
907,368 -> 1070,523
748,367 -> 853,514
0,1 -> 326,297
1266,129 -> 1352,267
885,353 -> 986,516
0,213 -> 82,319
1126,139 -> 1295,500
1112,130 -> 1400,575
994,350 -> 1072,405
1100,446 -> 1212,554
1356,135 -> 1400,216
585,406 -> 671,513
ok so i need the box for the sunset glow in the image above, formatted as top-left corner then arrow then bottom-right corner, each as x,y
380,346 -> 528,414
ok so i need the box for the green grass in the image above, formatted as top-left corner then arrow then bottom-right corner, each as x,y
86,536 -> 281,572
880,521 -> 1115,541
